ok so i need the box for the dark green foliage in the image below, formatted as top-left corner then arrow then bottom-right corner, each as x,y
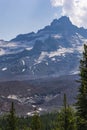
63,93 -> 68,130
6,102 -> 17,130
41,112 -> 59,130
0,108 -> 77,130
57,106 -> 77,130
31,113 -> 42,130
56,94 -> 77,130
76,44 -> 87,130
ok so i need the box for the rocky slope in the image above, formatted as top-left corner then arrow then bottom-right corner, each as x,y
0,16 -> 87,81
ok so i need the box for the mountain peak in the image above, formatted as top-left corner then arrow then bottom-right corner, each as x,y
59,16 -> 71,23
51,16 -> 72,27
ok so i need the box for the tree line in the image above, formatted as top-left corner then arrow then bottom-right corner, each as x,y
0,44 -> 87,130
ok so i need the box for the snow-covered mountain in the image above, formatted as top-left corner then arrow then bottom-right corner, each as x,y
0,16 -> 87,81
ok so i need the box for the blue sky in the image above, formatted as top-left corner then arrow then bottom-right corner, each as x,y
0,0 -> 87,41
0,0 -> 61,40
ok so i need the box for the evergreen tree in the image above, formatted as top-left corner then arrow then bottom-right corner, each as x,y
76,44 -> 87,130
57,94 -> 77,130
63,93 -> 68,130
31,112 -> 42,130
6,102 -> 17,130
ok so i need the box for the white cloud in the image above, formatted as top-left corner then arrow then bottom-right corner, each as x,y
51,0 -> 63,7
51,0 -> 87,28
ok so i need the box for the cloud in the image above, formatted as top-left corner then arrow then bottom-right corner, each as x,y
50,0 -> 87,28
51,0 -> 63,7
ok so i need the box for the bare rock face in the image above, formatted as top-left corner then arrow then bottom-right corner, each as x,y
0,16 -> 86,81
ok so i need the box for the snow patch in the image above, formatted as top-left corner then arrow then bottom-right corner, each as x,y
51,58 -> 56,61
27,112 -> 34,116
0,42 -> 17,48
52,34 -> 62,39
76,46 -> 83,53
27,107 -> 43,116
7,95 -> 35,104
36,47 -> 80,64
32,105 -> 36,108
21,60 -> 25,65
2,67 -> 7,71
48,48 -> 74,58
8,95 -> 18,100
6,42 -> 17,47
22,69 -> 25,72
45,62 -> 48,65
0,48 -> 5,56
26,47 -> 33,50
38,108 -> 42,111
70,70 -> 79,75
37,52 -> 48,64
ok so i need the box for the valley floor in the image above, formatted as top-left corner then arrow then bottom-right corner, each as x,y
0,74 -> 78,116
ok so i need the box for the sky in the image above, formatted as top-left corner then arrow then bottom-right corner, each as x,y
0,0 -> 87,41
